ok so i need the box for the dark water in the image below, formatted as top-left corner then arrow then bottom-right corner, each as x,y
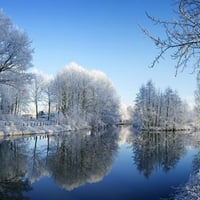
0,127 -> 199,200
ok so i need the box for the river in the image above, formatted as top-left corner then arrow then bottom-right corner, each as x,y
0,126 -> 199,200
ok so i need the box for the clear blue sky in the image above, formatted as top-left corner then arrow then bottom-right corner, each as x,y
0,0 -> 196,106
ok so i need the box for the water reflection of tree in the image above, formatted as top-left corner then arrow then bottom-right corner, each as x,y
0,128 -> 119,194
0,140 -> 32,199
27,135 -> 49,183
0,178 -> 31,200
46,128 -> 119,190
132,132 -> 185,178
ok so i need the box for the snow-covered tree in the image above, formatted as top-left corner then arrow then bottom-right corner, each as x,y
29,70 -> 47,119
88,70 -> 120,126
133,80 -> 158,129
0,11 -> 33,116
194,72 -> 200,127
162,88 -> 183,129
43,78 -> 55,120
133,80 -> 186,130
0,11 -> 32,85
0,81 -> 30,115
53,63 -> 120,127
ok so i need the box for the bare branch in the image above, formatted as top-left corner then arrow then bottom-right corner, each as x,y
143,0 -> 200,74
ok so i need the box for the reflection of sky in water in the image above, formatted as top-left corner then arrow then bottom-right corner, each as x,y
98,142 -> 197,200
25,142 -> 198,200
0,128 -> 199,200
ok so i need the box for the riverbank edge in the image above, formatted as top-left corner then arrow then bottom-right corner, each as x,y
135,124 -> 195,132
0,122 -> 92,138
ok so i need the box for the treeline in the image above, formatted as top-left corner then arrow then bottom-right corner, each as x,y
0,63 -> 120,127
0,11 -> 192,130
132,80 -> 189,130
0,11 -> 120,127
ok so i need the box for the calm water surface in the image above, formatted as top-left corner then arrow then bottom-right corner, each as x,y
0,127 -> 200,200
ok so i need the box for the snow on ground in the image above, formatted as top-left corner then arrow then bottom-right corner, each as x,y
0,117 -> 91,137
172,170 -> 200,200
0,121 -> 71,137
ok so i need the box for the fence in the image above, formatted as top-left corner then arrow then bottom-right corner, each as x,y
2,120 -> 60,127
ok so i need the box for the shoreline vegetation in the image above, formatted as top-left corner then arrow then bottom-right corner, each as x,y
0,117 -> 196,139
0,10 -> 195,141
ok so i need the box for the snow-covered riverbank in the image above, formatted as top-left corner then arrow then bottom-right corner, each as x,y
172,170 -> 200,200
0,118 -> 91,137
0,124 -> 71,136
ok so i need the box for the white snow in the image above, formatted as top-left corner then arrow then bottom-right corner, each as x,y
0,118 -> 91,137
173,170 -> 200,200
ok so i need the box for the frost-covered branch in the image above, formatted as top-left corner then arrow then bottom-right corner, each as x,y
143,0 -> 200,74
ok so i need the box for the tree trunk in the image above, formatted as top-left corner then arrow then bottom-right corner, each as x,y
48,97 -> 51,120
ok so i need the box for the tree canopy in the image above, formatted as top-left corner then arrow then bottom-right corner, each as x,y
0,11 -> 33,115
0,11 -> 33,85
133,80 -> 187,130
